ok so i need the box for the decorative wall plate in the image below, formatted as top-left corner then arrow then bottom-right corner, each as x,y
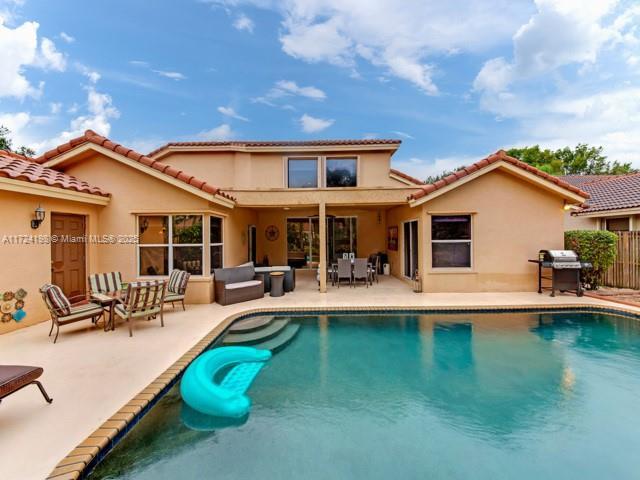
1,301 -> 13,314
265,225 -> 279,241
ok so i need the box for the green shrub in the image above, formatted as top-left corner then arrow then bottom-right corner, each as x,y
564,230 -> 618,290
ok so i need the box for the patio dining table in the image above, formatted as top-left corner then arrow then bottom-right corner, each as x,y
90,290 -> 126,331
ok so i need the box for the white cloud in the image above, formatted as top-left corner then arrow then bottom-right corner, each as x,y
0,111 -> 31,140
152,69 -> 186,81
0,18 -> 39,98
49,102 -> 62,114
217,106 -> 249,121
196,123 -> 235,140
391,130 -> 414,140
59,31 -> 74,43
230,0 -> 530,94
253,80 -> 326,106
34,37 -> 66,71
129,60 -> 150,67
233,13 -> 254,33
76,63 -> 100,83
299,113 -> 333,133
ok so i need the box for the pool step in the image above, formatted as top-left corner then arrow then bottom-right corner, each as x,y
228,315 -> 276,333
252,323 -> 300,353
223,318 -> 289,345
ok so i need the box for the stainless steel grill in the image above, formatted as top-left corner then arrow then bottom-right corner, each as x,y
528,250 -> 591,297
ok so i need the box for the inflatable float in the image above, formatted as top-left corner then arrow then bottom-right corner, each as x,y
180,346 -> 271,418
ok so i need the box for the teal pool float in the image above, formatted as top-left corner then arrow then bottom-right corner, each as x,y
180,346 -> 271,418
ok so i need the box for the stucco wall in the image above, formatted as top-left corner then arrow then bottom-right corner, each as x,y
157,149 -> 406,190
564,212 -> 598,231
0,190 -> 100,334
419,169 -> 565,292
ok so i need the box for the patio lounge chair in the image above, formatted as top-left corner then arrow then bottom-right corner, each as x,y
213,265 -> 264,305
114,280 -> 166,337
353,258 -> 369,287
40,284 -> 105,343
165,269 -> 191,310
0,365 -> 52,405
336,258 -> 352,287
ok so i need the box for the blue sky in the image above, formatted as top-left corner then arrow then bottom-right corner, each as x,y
0,0 -> 638,179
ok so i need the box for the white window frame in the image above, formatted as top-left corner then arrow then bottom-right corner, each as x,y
210,215 -> 224,272
324,156 -> 359,188
137,214 -> 204,277
285,156 -> 320,188
430,214 -> 473,270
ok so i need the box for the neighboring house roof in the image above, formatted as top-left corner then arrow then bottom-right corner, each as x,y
0,150 -> 110,198
568,174 -> 640,214
557,174 -> 619,188
409,150 -> 589,203
389,168 -> 425,185
34,130 -> 235,202
148,138 -> 401,158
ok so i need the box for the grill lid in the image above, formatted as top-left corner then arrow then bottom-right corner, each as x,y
539,249 -> 581,268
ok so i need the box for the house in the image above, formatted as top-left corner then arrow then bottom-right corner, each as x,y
561,174 -> 640,231
0,131 -> 588,334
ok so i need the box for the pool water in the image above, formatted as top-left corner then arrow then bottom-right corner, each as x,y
89,311 -> 640,479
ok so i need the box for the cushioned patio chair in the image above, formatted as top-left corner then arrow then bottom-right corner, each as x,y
114,280 -> 166,337
40,284 -> 105,343
353,258 -> 369,287
165,269 -> 190,310
0,365 -> 52,405
88,271 -> 123,322
213,265 -> 263,305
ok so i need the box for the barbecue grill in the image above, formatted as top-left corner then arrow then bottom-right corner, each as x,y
528,250 -> 592,297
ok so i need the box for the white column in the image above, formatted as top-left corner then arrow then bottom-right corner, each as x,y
319,202 -> 327,293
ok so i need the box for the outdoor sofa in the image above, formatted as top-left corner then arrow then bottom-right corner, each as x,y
213,264 -> 264,305
0,365 -> 53,404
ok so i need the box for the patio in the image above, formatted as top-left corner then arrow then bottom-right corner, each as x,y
1,283 -> 637,480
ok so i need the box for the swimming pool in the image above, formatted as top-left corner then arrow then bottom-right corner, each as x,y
88,310 -> 640,479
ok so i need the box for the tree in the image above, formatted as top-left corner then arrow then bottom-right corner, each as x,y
506,144 -> 636,176
0,125 -> 36,157
425,166 -> 465,185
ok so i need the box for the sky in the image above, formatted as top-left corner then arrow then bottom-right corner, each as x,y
0,0 -> 639,179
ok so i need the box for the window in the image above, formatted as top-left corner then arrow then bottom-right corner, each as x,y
288,158 -> 318,188
326,158 -> 357,187
138,215 -> 203,276
605,217 -> 629,232
210,216 -> 224,272
431,215 -> 471,268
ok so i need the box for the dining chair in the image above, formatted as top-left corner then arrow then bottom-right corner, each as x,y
353,258 -> 369,287
336,258 -> 352,287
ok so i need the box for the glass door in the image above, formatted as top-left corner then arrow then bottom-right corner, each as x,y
404,220 -> 419,279
287,216 -> 357,268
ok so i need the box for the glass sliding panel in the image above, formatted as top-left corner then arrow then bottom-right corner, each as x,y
287,219 -> 309,268
404,222 -> 411,277
173,215 -> 203,244
174,246 -> 203,275
411,221 -> 419,277
326,158 -> 357,187
139,246 -> 168,276
139,216 -> 168,244
310,218 -> 320,267
288,158 -> 318,188
211,245 -> 223,270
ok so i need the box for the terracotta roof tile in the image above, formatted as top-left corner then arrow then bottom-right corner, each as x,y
409,150 -> 589,201
148,138 -> 402,157
33,130 -> 235,202
389,168 -> 425,185
566,174 -> 640,214
0,150 -> 110,197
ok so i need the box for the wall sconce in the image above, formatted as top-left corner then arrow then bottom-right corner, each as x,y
31,205 -> 46,229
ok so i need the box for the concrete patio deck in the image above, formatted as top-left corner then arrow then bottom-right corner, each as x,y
1,272 -> 638,480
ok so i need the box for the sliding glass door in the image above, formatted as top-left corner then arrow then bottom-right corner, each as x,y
404,220 -> 419,279
286,216 -> 357,268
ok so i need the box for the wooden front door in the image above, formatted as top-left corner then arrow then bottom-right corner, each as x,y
51,213 -> 86,298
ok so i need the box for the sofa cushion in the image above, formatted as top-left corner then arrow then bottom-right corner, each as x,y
214,265 -> 255,284
41,284 -> 71,316
225,280 -> 261,290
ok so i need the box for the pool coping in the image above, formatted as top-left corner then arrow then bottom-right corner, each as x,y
46,302 -> 640,479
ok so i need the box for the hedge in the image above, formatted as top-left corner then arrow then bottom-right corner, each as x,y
564,230 -> 618,290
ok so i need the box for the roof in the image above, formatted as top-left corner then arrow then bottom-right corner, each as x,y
557,175 -> 619,188
409,150 -> 589,201
390,168 -> 425,185
147,138 -> 401,157
568,174 -> 640,214
34,130 -> 235,201
0,150 -> 110,197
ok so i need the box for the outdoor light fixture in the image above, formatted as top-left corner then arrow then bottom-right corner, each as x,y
31,205 -> 46,229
